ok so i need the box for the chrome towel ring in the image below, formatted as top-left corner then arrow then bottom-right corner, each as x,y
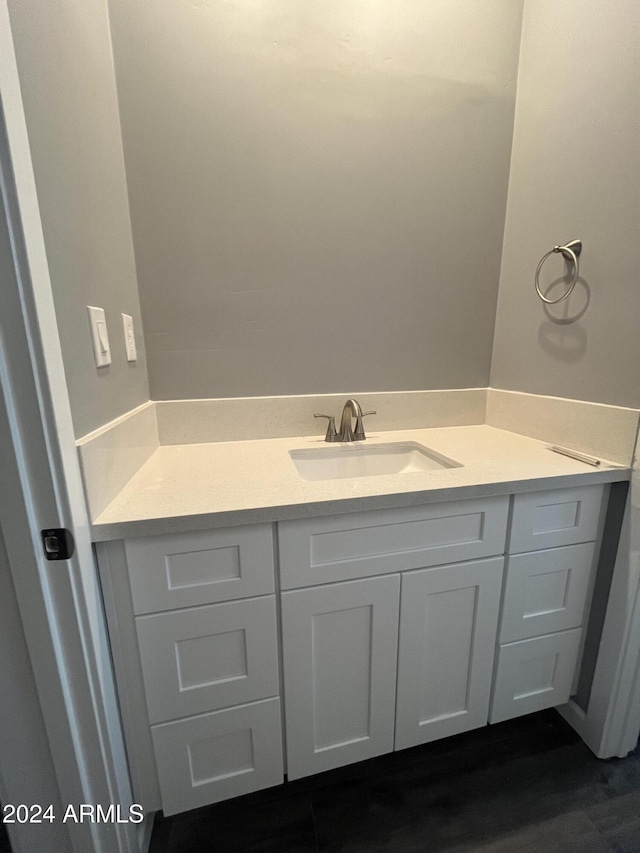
535,239 -> 582,304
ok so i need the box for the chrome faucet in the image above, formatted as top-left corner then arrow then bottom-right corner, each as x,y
314,399 -> 376,442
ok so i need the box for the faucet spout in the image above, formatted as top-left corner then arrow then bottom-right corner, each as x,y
338,399 -> 363,443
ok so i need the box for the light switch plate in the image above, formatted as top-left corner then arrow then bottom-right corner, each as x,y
122,313 -> 137,362
87,306 -> 111,367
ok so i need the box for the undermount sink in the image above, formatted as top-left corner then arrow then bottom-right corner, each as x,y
289,441 -> 462,482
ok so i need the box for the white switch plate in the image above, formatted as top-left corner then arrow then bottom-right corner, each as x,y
122,313 -> 137,362
87,306 -> 111,367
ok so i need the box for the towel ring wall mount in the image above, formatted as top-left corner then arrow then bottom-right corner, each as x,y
534,239 -> 582,304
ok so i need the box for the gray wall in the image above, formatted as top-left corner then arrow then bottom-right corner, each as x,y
109,0 -> 523,401
491,0 -> 640,408
7,0 -> 149,438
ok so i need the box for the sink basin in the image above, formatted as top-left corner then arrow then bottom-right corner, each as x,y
289,441 -> 461,481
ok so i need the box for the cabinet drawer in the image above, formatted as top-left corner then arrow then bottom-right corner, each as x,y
125,524 -> 274,614
507,486 -> 603,554
136,596 -> 279,724
151,697 -> 283,815
489,629 -> 582,724
500,543 -> 596,643
278,497 -> 509,589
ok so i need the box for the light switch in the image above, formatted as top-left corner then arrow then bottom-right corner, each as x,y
122,313 -> 137,362
87,306 -> 111,367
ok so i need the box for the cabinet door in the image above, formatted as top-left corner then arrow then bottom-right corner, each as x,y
395,558 -> 504,750
281,575 -> 400,780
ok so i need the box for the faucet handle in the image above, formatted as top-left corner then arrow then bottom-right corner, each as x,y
353,411 -> 377,440
314,413 -> 338,442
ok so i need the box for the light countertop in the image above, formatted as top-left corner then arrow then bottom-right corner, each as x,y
90,425 -> 630,541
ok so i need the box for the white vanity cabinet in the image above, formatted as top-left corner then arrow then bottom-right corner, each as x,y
97,482 -> 608,815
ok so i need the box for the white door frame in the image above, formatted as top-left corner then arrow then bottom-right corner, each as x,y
0,3 -> 147,851
0,482 -> 73,853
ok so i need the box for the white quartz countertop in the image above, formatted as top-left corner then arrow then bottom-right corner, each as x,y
90,425 -> 630,541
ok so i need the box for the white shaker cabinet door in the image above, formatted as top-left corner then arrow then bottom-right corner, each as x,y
281,575 -> 400,780
395,558 -> 504,750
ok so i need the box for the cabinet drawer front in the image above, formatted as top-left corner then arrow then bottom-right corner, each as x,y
125,525 -> 274,614
278,497 -> 509,589
500,544 -> 596,643
152,698 -> 283,816
281,575 -> 400,780
136,597 -> 279,724
395,558 -> 503,750
507,486 -> 603,554
489,629 -> 582,724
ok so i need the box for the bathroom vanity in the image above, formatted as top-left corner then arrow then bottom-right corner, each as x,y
92,424 -> 628,818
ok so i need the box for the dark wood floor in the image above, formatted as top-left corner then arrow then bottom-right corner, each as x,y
150,711 -> 640,852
